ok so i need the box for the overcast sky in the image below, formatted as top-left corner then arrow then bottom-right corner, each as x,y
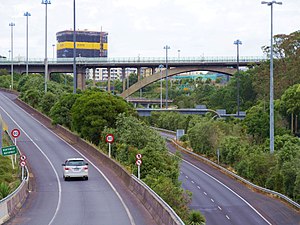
0,0 -> 299,59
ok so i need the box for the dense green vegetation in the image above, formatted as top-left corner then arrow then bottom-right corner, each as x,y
0,72 -> 205,224
1,30 -> 298,221
144,31 -> 300,203
0,131 -> 20,199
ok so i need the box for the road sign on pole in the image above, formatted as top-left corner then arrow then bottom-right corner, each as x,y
136,159 -> 142,179
20,154 -> 27,161
20,161 -> 26,167
1,145 -> 18,156
136,154 -> 142,160
11,129 -> 20,138
105,134 -> 114,158
105,134 -> 114,143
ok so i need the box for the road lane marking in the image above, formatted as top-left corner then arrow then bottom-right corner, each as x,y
204,192 -> 207,195
191,180 -> 194,184
178,157 -> 272,225
0,105 -> 62,225
211,198 -> 214,202
226,215 -> 230,220
218,206 -> 222,210
197,186 -> 201,189
185,176 -> 189,179
0,95 -> 136,225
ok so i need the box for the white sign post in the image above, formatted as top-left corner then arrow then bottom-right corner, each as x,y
11,128 -> 20,165
20,154 -> 27,180
136,154 -> 143,179
105,134 -> 114,158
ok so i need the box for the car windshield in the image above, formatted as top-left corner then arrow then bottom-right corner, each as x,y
66,160 -> 85,166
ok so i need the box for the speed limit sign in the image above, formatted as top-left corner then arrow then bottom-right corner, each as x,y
11,129 -> 20,138
105,134 -> 114,143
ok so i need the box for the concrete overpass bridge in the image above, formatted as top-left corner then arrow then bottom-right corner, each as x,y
0,56 -> 264,95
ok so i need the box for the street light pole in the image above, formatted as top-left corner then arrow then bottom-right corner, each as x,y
52,44 -> 55,59
24,12 -> 31,76
73,0 -> 77,94
164,45 -> 170,109
234,39 -> 242,117
9,22 -> 15,90
42,0 -> 51,93
158,64 -> 164,108
261,1 -> 282,154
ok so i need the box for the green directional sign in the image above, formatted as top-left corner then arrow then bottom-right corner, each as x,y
1,145 -> 18,156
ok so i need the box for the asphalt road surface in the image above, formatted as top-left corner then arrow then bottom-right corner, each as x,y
0,91 -> 155,225
163,132 -> 300,225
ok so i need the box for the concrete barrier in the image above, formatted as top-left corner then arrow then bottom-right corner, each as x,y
153,127 -> 300,211
0,162 -> 29,224
13,98 -> 184,225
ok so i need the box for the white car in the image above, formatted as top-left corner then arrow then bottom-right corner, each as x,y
62,158 -> 88,181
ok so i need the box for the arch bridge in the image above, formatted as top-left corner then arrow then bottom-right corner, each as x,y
0,56 -> 264,95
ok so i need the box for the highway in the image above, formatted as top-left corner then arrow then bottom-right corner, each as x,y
0,91 -> 155,225
163,132 -> 300,225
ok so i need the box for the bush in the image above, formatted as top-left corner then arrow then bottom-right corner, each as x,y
0,182 -> 11,198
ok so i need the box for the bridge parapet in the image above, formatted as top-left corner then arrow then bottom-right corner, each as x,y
0,56 -> 266,65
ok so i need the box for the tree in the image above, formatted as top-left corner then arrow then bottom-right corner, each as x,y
280,84 -> 300,133
71,90 -> 136,144
50,93 -> 79,127
242,102 -> 269,143
40,92 -> 58,115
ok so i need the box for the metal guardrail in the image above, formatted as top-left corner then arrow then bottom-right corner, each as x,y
0,56 -> 266,64
131,175 -> 185,225
154,127 -> 300,210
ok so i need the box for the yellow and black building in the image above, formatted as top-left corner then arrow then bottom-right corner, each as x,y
56,30 -> 108,58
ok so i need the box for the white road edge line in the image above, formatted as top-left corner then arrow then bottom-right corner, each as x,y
0,105 -> 62,225
0,94 -> 136,225
181,158 -> 272,225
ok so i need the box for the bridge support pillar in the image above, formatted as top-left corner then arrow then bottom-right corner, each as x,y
122,67 -> 126,92
137,67 -> 142,97
77,70 -> 86,90
107,67 -> 111,93
92,68 -> 96,87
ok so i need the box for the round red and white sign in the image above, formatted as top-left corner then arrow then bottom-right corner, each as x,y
11,128 -> 20,138
20,155 -> 27,161
136,159 -> 142,166
136,154 -> 142,160
20,161 -> 26,167
105,134 -> 114,143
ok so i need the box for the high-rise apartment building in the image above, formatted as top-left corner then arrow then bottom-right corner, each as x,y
56,29 -> 108,58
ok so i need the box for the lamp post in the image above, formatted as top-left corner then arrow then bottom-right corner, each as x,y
164,45 -> 170,109
52,44 -> 55,59
73,0 -> 77,94
9,22 -> 15,90
24,12 -> 31,76
42,0 -> 51,93
261,1 -> 282,154
178,49 -> 180,59
233,39 -> 242,117
158,64 -> 164,108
